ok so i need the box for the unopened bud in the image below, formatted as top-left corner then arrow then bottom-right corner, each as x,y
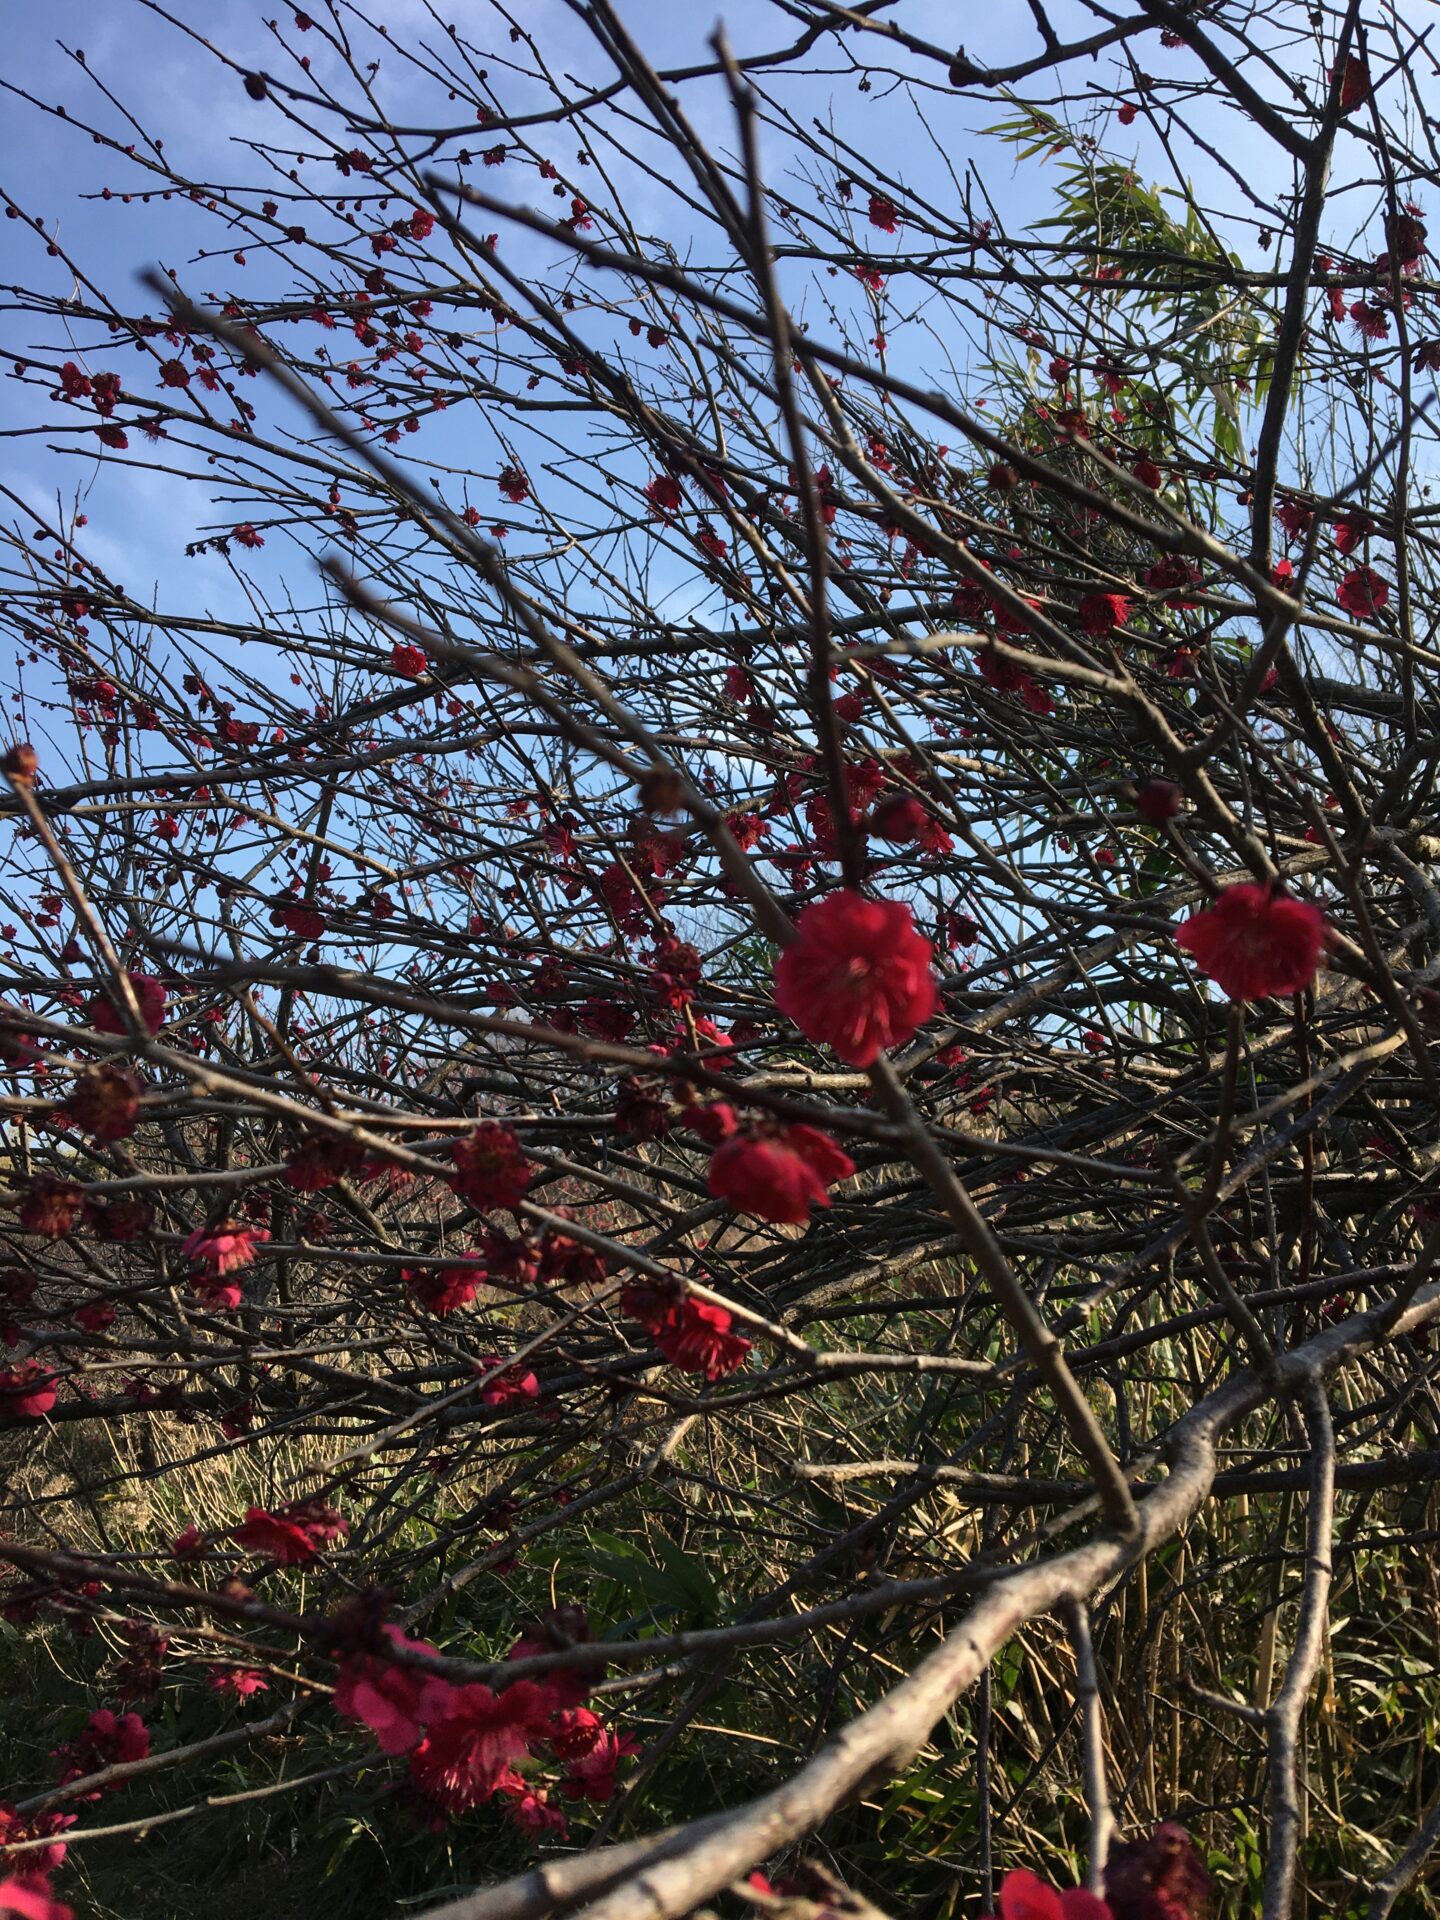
636,766 -> 686,816
3,743 -> 38,784
1134,777 -> 1182,825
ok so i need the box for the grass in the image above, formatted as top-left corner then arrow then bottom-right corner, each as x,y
6,1295 -> 1440,1919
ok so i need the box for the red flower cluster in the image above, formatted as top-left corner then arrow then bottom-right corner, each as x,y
1142,555 -> 1201,605
0,1806 -> 73,1909
334,1624 -> 455,1754
1104,1822 -> 1211,1920
556,1726 -> 639,1802
1134,778 -> 1182,825
1175,883 -> 1328,1001
621,1281 -> 752,1380
0,1362 -> 57,1421
332,1607 -> 628,1834
871,793 -> 953,855
975,645 -> 1054,715
53,1708 -> 150,1787
1336,565 -> 1389,619
283,1131 -> 367,1191
0,1876 -> 72,1920
86,972 -> 168,1037
207,1666 -> 269,1699
989,1870 -> 1110,1920
475,1354 -> 540,1408
391,642 -> 428,677
773,889 -> 938,1067
644,473 -> 684,515
1336,53 -> 1370,110
233,1498 -> 347,1566
64,1064 -> 141,1142
708,1124 -> 855,1224
404,1260 -> 486,1315
410,1680 -> 553,1810
1077,591 -> 1131,634
182,1220 -> 270,1310
18,1179 -> 81,1241
451,1122 -> 532,1211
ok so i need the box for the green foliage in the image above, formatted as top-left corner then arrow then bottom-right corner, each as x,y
987,112 -> 1271,460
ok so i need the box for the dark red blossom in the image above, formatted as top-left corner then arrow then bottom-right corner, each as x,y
871,793 -> 954,855
773,889 -> 938,1067
505,1606 -> 593,1707
994,1870 -> 1111,1920
654,1297 -> 751,1379
1175,883 -> 1328,1000
623,1277 -> 753,1377
1104,1823 -> 1210,1920
86,973 -> 167,1036
644,473 -> 683,515
283,1132 -> 366,1192
475,1354 -> 540,1409
0,1362 -> 57,1421
1336,53 -> 1370,111
55,1707 -> 150,1785
18,1179 -> 81,1240
2,744 -> 38,785
233,1499 -> 347,1566
615,1076 -> 671,1140
404,1260 -> 486,1315
976,645 -> 1054,715
1333,510 -> 1372,555
183,1220 -> 269,1278
334,1625 -> 455,1753
1134,778 -> 1182,825
64,1064 -> 141,1141
708,1123 -> 855,1225
1385,211 -> 1427,265
1077,590 -> 1131,634
86,1197 -> 152,1242
558,1727 -> 640,1802
1275,497 -> 1312,543
451,1122 -> 532,1210
207,1666 -> 268,1699
1142,555 -> 1201,603
409,1680 -> 554,1812
0,1806 -> 73,1878
500,1776 -> 567,1836
547,1706 -> 603,1761
1336,565 -> 1389,618
390,642 -> 428,677
0,1877 -> 73,1920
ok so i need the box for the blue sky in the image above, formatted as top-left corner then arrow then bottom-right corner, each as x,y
0,0 -> 1421,1011
0,8 -> 1111,581
0,1 -> 1067,706
0,0 -> 1403,773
